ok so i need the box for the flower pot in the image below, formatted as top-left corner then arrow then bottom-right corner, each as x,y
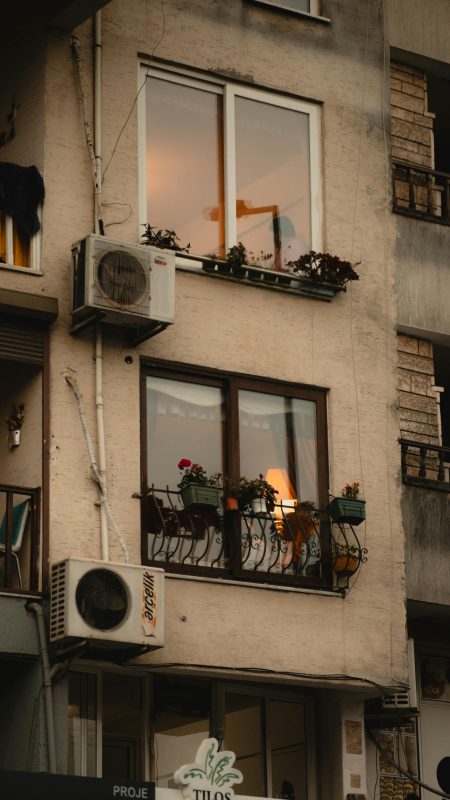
329,497 -> 365,526
333,547 -> 360,576
251,497 -> 267,516
180,483 -> 221,510
9,429 -> 21,448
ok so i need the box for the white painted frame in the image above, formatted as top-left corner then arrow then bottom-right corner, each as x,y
138,65 -> 322,267
1,212 -> 42,272
248,0 -> 323,18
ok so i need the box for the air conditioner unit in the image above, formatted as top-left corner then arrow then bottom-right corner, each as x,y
50,558 -> 164,649
72,234 -> 175,327
383,639 -> 418,711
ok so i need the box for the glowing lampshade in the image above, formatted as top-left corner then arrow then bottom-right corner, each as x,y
265,468 -> 296,502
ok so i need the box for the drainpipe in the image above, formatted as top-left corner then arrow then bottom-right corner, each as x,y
95,324 -> 109,561
27,602 -> 57,773
93,11 -> 109,560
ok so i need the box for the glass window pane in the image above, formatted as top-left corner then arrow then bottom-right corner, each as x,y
239,390 -> 294,500
147,377 -> 223,491
235,96 -> 311,270
68,672 -> 97,777
260,0 -> 310,12
152,678 -> 211,787
270,701 -> 308,800
102,673 -> 145,780
146,77 -> 225,257
225,693 -> 265,796
292,399 -> 318,505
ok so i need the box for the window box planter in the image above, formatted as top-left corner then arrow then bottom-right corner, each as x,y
329,497 -> 366,526
180,483 -> 222,510
293,277 -> 341,299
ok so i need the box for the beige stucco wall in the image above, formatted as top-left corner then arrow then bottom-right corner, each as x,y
0,0 -> 407,688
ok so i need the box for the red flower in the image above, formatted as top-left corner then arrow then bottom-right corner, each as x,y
178,458 -> 191,469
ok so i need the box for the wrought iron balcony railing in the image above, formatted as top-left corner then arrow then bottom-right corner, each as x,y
400,439 -> 450,491
0,484 -> 41,592
392,160 -> 450,225
142,489 -> 367,590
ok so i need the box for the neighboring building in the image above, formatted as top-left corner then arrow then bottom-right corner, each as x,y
2,1 -> 436,799
380,3 -> 450,800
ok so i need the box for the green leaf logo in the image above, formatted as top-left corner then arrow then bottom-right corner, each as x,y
174,738 -> 243,794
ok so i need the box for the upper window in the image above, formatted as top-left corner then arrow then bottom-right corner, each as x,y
142,363 -> 328,508
140,68 -> 321,269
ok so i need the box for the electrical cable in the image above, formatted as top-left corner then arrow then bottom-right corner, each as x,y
368,724 -> 450,799
102,0 -> 166,185
121,660 -> 407,693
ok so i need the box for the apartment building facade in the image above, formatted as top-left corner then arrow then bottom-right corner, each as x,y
0,1 -> 415,799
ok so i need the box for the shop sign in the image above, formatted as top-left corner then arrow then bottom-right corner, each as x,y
0,770 -> 155,800
174,738 -> 243,800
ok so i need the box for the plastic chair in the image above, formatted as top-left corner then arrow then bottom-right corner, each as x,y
0,498 -> 30,590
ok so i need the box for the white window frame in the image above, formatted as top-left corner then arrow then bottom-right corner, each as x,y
138,65 -> 322,268
0,211 -> 42,273
247,0 -> 324,19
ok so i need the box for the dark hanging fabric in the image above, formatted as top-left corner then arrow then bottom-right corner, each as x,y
0,162 -> 45,236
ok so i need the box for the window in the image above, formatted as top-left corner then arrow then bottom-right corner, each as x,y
142,363 -> 328,508
150,676 -> 316,799
68,670 -> 149,780
140,68 -> 321,269
68,673 -> 316,798
0,211 -> 40,270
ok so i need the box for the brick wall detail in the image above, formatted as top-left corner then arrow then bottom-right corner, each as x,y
391,63 -> 434,169
398,334 -> 439,444
391,62 -> 440,216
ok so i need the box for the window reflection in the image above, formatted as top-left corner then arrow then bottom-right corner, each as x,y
235,97 -> 310,269
68,672 -> 97,777
102,674 -> 145,780
146,78 -> 224,257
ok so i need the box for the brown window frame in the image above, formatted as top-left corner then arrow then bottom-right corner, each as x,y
140,356 -> 329,512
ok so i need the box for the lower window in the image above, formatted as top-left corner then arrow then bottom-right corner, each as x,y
68,672 -> 316,797
142,363 -> 328,507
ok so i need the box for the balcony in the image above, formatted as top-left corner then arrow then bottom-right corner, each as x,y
400,439 -> 450,492
142,489 -> 367,591
0,485 -> 41,593
392,160 -> 450,225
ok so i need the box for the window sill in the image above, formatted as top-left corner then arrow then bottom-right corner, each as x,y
176,255 -> 343,301
0,263 -> 42,276
246,0 -> 331,24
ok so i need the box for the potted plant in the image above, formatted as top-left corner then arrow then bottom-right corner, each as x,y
287,251 -> 360,293
177,459 -> 222,509
237,474 -> 278,515
329,481 -> 366,526
141,224 -> 190,253
6,403 -> 25,448
332,543 -> 362,575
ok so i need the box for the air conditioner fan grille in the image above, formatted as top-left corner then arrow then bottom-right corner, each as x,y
97,250 -> 147,306
75,568 -> 129,631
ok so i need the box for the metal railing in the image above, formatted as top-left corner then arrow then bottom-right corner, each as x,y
392,160 -> 450,225
0,484 -> 41,592
400,439 -> 450,491
143,489 -> 337,589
